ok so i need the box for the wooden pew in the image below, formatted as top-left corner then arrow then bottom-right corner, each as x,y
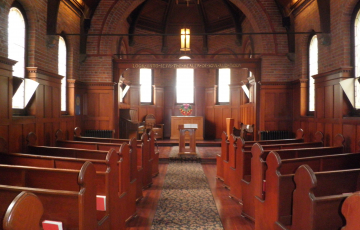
3,191 -> 43,230
24,133 -> 134,226
255,150 -> 360,230
74,126 -> 156,179
216,132 -> 228,181
71,128 -> 153,189
217,129 -> 304,183
242,128 -> 305,151
227,131 -> 317,204
148,130 -> 159,177
283,164 -> 360,230
0,162 -> 99,230
240,132 -> 341,221
55,129 -> 142,206
341,191 -> 360,230
0,149 -> 126,230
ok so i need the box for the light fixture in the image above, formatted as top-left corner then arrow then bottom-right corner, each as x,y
176,0 -> 200,7
180,28 -> 190,52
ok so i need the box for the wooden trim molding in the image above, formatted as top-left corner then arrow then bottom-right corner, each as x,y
0,56 -> 17,67
0,57 -> 17,77
313,66 -> 353,86
26,67 -> 63,84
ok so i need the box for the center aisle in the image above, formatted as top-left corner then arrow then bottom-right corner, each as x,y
126,146 -> 254,230
151,162 -> 224,230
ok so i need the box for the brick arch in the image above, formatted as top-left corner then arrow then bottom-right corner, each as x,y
210,48 -> 238,59
132,49 -> 159,59
229,0 -> 285,54
90,0 -> 283,56
87,0 -> 145,54
298,30 -> 316,79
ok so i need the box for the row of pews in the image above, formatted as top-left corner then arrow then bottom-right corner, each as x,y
216,128 -> 360,230
0,127 -> 159,230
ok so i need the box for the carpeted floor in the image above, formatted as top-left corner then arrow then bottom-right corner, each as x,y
151,162 -> 224,230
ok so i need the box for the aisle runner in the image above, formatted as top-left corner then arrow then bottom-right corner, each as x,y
151,162 -> 224,230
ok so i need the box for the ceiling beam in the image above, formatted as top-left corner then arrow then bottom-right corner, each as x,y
47,0 -> 61,35
162,0 -> 176,53
223,0 -> 245,46
197,1 -> 208,53
128,1 -> 149,46
274,0 -> 295,54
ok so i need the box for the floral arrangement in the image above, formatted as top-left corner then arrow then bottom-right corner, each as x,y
179,104 -> 193,116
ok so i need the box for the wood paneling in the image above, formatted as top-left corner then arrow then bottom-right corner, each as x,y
260,82 -> 293,133
81,82 -> 115,131
295,67 -> 360,153
170,116 -> 204,140
0,65 -> 75,154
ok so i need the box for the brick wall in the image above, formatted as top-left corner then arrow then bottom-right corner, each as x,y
0,0 -> 81,78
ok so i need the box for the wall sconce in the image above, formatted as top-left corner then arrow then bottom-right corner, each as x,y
180,28 -> 190,52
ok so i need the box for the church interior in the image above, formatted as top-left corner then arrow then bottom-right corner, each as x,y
1,0 -> 360,229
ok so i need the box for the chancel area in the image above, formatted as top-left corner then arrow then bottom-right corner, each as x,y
1,0 -> 360,229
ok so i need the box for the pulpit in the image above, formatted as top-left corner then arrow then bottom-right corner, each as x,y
178,124 -> 197,155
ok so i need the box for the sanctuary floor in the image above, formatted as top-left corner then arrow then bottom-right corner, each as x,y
126,145 -> 255,230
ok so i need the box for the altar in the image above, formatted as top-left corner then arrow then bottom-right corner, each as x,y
170,116 -> 203,140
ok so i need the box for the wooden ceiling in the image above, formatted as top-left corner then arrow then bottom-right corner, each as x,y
127,0 -> 244,34
75,0 -> 305,34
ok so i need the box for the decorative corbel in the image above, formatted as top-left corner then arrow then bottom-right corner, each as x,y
319,33 -> 331,46
47,35 -> 58,48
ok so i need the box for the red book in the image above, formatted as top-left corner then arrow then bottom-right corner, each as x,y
42,220 -> 63,230
96,195 -> 106,211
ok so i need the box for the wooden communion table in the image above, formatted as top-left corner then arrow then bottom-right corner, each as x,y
178,124 -> 197,155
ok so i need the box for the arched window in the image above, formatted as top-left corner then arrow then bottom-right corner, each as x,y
8,6 -> 26,109
354,9 -> 360,109
58,36 -> 67,112
308,35 -> 318,113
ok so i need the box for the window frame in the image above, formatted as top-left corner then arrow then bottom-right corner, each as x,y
139,68 -> 154,105
217,68 -> 231,105
9,2 -> 29,115
351,1 -> 360,114
307,33 -> 318,116
58,35 -> 68,114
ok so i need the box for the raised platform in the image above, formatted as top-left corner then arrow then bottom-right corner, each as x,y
156,138 -> 221,147
157,145 -> 219,164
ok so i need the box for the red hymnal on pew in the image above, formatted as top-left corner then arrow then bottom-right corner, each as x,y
42,220 -> 63,230
96,195 -> 106,211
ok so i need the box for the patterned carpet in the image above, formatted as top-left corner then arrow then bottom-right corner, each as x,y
151,162 -> 224,230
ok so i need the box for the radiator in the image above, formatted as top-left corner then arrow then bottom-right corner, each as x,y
83,130 -> 114,138
259,130 -> 293,140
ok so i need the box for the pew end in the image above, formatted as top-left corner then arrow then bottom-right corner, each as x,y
3,191 -> 44,230
0,137 -> 7,154
295,128 -> 304,139
341,191 -> 360,230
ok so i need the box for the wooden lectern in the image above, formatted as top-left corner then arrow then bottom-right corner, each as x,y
178,124 -> 198,155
